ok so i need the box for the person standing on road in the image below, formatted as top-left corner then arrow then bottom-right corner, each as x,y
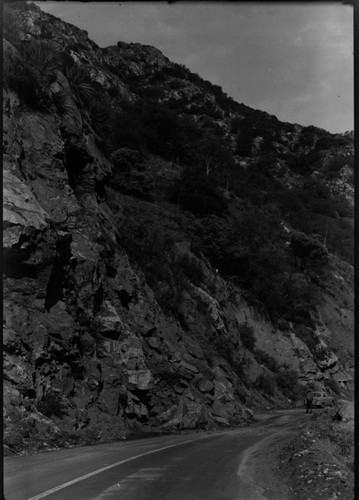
305,390 -> 313,413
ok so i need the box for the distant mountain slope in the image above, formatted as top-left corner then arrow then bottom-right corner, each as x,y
3,2 -> 353,454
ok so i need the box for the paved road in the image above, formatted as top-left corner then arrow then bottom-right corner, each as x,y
4,410 -> 309,500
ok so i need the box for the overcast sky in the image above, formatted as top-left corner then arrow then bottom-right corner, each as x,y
35,2 -> 353,134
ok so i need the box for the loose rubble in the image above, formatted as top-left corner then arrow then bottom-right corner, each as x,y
276,409 -> 354,500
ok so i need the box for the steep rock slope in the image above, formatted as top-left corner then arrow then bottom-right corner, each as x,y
3,2 -> 353,453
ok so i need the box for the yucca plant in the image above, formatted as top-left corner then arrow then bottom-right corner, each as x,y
88,98 -> 112,137
62,62 -> 98,106
53,89 -> 81,127
22,41 -> 58,75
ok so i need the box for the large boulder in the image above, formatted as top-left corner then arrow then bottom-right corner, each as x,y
159,398 -> 209,430
334,400 -> 354,424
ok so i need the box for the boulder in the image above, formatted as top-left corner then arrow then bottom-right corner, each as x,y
175,360 -> 199,377
127,369 -> 153,391
334,400 -> 354,423
146,337 -> 161,351
126,394 -> 148,421
189,284 -> 226,333
186,341 -> 205,360
198,380 -> 214,393
160,398 -> 208,430
96,300 -> 124,334
3,169 -> 49,244
79,331 -> 96,353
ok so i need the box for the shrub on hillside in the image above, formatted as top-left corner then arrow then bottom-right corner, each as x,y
276,182 -> 352,265
191,213 -> 321,322
52,90 -> 82,131
230,116 -> 243,134
213,336 -> 235,364
329,425 -> 354,461
254,349 -> 280,372
315,136 -> 332,150
298,126 -> 317,148
111,98 -> 199,162
239,324 -> 256,351
177,254 -> 204,286
276,367 -> 302,401
255,272 -> 320,322
325,154 -> 353,179
112,170 -> 154,201
194,133 -> 234,175
117,216 -> 189,314
256,373 -> 276,395
290,231 -> 328,273
62,62 -> 99,106
89,97 -> 112,141
36,392 -> 66,418
172,166 -> 227,216
111,104 -> 147,151
287,151 -> 321,176
325,218 -> 354,264
4,58 -> 50,110
163,63 -> 190,80
138,84 -> 164,99
293,323 -> 321,355
111,148 -> 145,172
21,39 -> 58,74
276,189 -> 309,225
111,148 -> 154,199
235,129 -> 255,155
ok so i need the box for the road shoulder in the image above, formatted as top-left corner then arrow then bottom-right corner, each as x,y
240,428 -> 294,500
246,412 -> 354,500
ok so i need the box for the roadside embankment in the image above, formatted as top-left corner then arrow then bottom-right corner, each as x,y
246,404 -> 353,500
275,404 -> 354,500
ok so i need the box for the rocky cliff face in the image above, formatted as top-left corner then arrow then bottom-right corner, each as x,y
3,2 -> 354,454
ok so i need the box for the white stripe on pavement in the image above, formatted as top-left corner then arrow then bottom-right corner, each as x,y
26,436 -> 209,500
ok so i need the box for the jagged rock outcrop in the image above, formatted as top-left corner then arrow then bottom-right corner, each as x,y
3,2 -> 353,454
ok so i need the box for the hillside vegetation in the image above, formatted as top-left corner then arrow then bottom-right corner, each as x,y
3,2 -> 354,453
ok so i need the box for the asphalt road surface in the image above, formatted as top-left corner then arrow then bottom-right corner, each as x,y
4,410 -> 310,500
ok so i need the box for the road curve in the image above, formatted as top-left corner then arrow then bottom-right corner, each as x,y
4,410 -> 309,500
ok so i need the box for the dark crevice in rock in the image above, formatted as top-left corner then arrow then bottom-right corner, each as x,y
52,151 -> 65,162
117,289 -> 132,309
130,389 -> 151,403
106,263 -> 117,278
64,143 -> 92,190
98,330 -> 121,340
68,360 -> 84,380
95,176 -> 110,199
44,264 -> 65,311
3,249 -> 38,278
45,234 -> 72,311
76,310 -> 92,327
35,357 -> 50,369
22,388 -> 36,399
178,312 -> 190,332
319,360 -> 338,372
93,284 -> 104,315
143,326 -> 157,337
17,147 -> 27,179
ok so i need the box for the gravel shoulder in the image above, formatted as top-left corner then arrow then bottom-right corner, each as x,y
247,409 -> 354,500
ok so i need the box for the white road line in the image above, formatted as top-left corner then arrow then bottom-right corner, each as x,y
26,436 -> 206,500
93,468 -> 166,499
